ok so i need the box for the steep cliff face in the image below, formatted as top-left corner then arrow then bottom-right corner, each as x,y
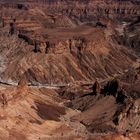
0,4 -> 139,85
0,27 -> 137,84
0,0 -> 139,21
112,17 -> 140,54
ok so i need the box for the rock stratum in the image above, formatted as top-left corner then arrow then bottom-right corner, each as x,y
0,0 -> 140,140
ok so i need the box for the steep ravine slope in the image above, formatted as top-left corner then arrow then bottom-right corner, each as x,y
0,27 -> 137,85
0,75 -> 139,140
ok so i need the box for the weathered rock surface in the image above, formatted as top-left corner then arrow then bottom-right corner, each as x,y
0,0 -> 139,140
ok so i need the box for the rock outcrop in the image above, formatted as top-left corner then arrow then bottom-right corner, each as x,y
113,98 -> 140,132
0,0 -> 139,139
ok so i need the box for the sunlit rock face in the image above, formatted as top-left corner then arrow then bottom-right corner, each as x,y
0,28 -> 137,84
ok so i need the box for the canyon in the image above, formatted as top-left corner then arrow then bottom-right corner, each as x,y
0,0 -> 139,140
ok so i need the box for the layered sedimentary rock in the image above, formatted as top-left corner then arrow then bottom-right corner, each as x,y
112,16 -> 140,54
0,0 -> 140,18
0,0 -> 139,140
0,27 -> 137,84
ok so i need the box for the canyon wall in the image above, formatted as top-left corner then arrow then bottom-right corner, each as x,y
0,0 -> 139,20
